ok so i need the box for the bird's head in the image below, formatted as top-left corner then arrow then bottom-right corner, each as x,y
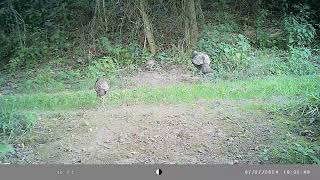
96,76 -> 104,82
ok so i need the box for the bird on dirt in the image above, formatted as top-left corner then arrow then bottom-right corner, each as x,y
144,58 -> 157,71
192,51 -> 214,74
94,77 -> 109,105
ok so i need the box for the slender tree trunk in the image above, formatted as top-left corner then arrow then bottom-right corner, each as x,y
139,0 -> 156,55
183,0 -> 199,51
188,0 -> 198,50
183,0 -> 190,50
102,0 -> 108,33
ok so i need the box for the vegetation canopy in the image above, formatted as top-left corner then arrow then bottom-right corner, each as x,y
0,0 -> 319,165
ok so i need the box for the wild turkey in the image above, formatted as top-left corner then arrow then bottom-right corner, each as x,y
192,51 -> 213,74
144,58 -> 157,71
95,77 -> 109,105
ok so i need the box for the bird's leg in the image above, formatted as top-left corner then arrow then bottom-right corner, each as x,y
99,96 -> 103,104
102,94 -> 108,110
101,96 -> 106,109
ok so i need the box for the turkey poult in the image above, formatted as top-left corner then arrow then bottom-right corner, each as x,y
95,77 -> 109,105
192,51 -> 214,74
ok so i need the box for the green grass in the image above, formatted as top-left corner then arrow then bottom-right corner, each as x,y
259,114 -> 320,165
1,75 -> 319,111
0,91 -> 99,111
1,74 -> 320,162
250,91 -> 320,165
0,144 -> 15,155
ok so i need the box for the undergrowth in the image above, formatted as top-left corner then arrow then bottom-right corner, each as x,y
256,92 -> 320,165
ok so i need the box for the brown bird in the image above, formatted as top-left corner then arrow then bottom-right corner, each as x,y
95,77 -> 109,106
144,58 -> 157,71
192,51 -> 214,74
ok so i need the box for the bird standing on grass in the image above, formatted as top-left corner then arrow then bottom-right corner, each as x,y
192,51 -> 214,74
95,77 -> 109,107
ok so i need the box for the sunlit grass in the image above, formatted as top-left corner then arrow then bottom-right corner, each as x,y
0,75 -> 319,111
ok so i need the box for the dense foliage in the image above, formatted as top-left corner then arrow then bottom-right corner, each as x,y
0,0 -> 319,70
0,0 -> 319,164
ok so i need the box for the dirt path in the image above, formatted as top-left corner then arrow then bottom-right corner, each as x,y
119,66 -> 203,88
10,100 -> 274,164
5,70 -> 277,164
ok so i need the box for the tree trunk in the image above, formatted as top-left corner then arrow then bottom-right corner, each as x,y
188,0 -> 198,50
183,0 -> 198,51
139,0 -> 156,55
102,0 -> 108,33
183,0 -> 190,50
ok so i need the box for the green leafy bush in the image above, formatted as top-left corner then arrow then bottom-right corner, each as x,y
100,37 -> 144,67
265,142 -> 320,164
86,56 -> 118,78
282,4 -> 316,48
288,92 -> 320,125
286,47 -> 317,75
255,9 -> 271,47
0,105 -> 37,138
8,45 -> 49,70
197,25 -> 253,76
293,143 -> 320,164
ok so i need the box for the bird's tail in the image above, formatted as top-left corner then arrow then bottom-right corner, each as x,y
201,64 -> 213,74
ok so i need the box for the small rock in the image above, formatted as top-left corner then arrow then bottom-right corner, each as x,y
14,143 -> 25,149
103,140 -> 111,143
67,127 -> 72,131
234,160 -> 239,164
89,128 -> 93,132
81,148 -> 87,152
197,148 -> 204,153
118,138 -> 125,143
226,137 -> 234,141
130,151 -> 138,155
300,130 -> 315,137
64,147 -> 72,152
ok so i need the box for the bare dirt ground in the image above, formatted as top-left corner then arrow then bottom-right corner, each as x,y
120,66 -> 203,88
5,69 -> 278,164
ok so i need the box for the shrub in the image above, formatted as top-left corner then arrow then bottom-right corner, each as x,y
265,143 -> 320,164
282,4 -> 316,48
286,47 -> 318,75
8,45 -> 49,71
254,9 -> 271,48
197,24 -> 253,76
100,37 -> 144,67
288,92 -> 320,125
0,104 -> 37,138
86,56 -> 118,78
